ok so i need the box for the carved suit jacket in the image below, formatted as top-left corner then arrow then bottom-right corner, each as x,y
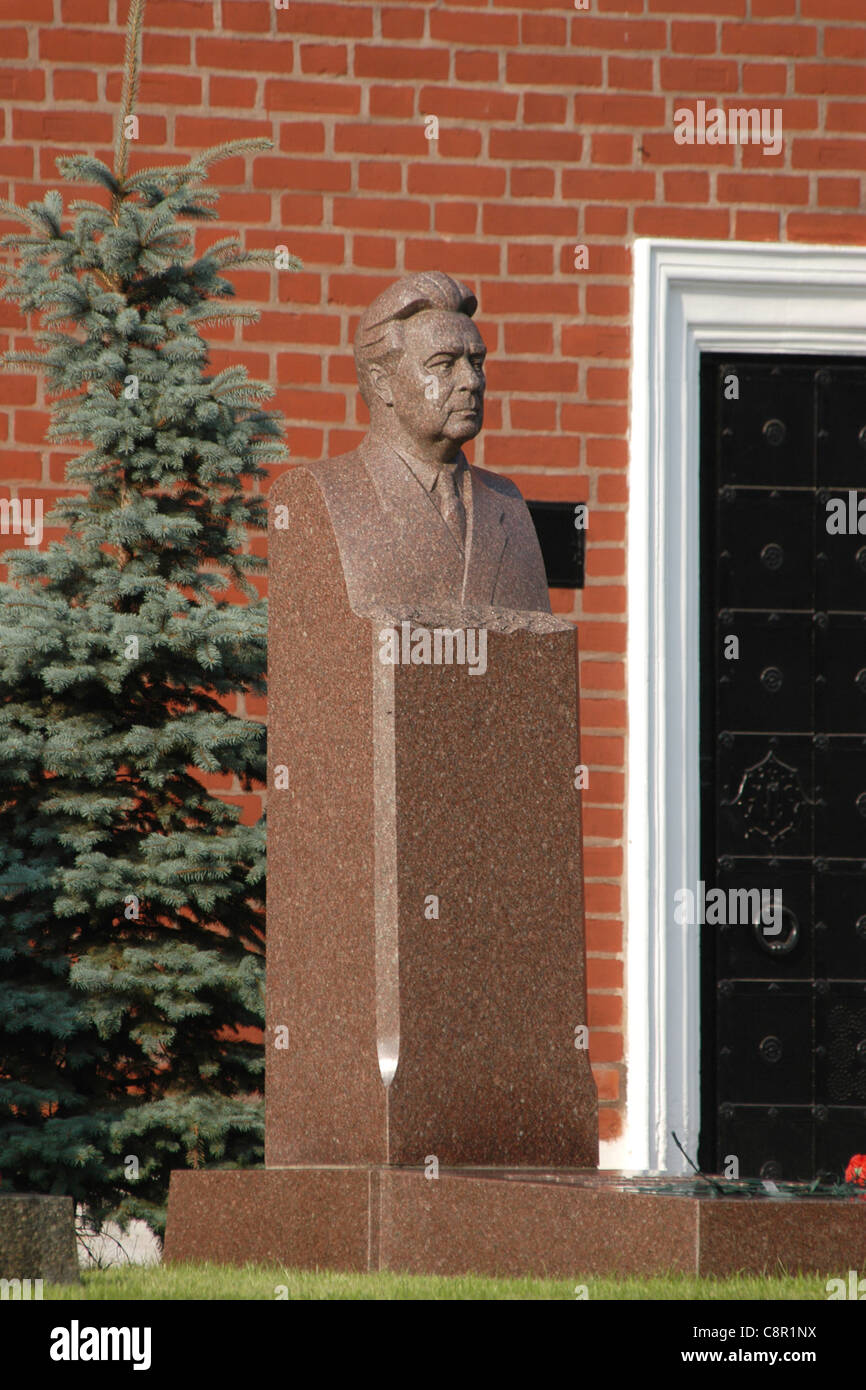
305,435 -> 551,614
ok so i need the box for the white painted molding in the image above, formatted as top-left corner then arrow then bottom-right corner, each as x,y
626,238 -> 866,1174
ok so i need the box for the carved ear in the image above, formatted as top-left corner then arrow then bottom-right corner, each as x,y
368,362 -> 395,408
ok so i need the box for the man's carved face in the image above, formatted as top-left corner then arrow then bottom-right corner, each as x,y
375,310 -> 486,451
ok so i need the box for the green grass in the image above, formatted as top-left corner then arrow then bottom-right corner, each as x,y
40,1264 -> 839,1301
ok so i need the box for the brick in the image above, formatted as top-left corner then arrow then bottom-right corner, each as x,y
563,169 -> 654,201
0,70 -> 45,100
817,177 -> 861,209
271,389 -> 344,423
827,103 -> 866,134
0,27 -> 27,57
583,806 -> 623,839
279,193 -> 325,225
509,474 -> 583,502
354,46 -> 450,81
265,79 -> 360,115
175,116 -> 271,148
300,44 -> 348,77
660,58 -> 740,92
482,203 -> 578,237
52,70 -> 97,102
521,13 -> 567,45
144,32 -> 190,66
492,129 -> 586,161
405,238 -> 501,275
587,992 -> 622,1026
430,10 -> 519,44
586,549 -> 626,580
511,167 -> 555,197
274,2 -> 372,37
802,0 -> 863,14
581,585 -> 627,615
522,93 -> 568,125
279,122 -> 327,154
634,207 -> 731,238
0,449 -> 42,479
39,27 -> 123,63
504,323 -> 554,356
275,353 -> 322,386
608,56 -> 654,91
352,235 -> 397,270
358,161 -> 403,194
276,271 -> 322,305
256,156 -> 351,193
562,404 -> 627,436
792,138 -> 866,170
326,273 -> 395,307
408,162 -> 505,197
825,27 -> 866,59
274,231 -> 344,263
570,16 -> 668,49
721,22 -> 817,56
418,85 -> 518,122
587,915 -> 623,953
124,0 -> 215,27
598,1107 -> 623,1138
246,312 -> 340,344
210,76 -> 259,108
663,170 -> 711,203
336,124 -> 426,157
562,325 -> 630,359
12,110 -> 114,144
582,731 -> 625,764
507,53 -> 603,87
584,206 -> 628,236
485,436 -> 582,470
506,244 -> 554,276
670,21 -> 717,55
799,64 -> 864,96
455,51 -> 499,83
434,129 -> 483,159
591,1066 -> 621,1102
741,63 -> 788,95
787,212 -> 866,243
221,0 -> 270,31
649,0 -> 745,11
752,0 -> 796,12
588,1032 -> 623,1065
1,0 -> 52,16
435,203 -> 477,235
479,281 -> 580,315
640,132 -> 736,166
333,197 -> 430,232
370,86 -> 415,119
585,369 -> 628,404
198,38 -> 293,75
726,172 -> 813,207
382,7 -> 425,40
509,399 -> 556,430
585,440 -> 629,475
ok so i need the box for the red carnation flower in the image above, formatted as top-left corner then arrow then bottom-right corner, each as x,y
845,1155 -> 866,1187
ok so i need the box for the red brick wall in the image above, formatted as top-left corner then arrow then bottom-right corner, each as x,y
2,0 -> 865,1146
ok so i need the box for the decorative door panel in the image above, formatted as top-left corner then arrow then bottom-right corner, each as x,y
700,355 -> 866,1181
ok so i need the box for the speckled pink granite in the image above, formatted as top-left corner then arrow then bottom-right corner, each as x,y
165,1167 -> 866,1279
265,464 -> 597,1168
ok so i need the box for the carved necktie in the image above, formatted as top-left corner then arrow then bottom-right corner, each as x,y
434,464 -> 466,547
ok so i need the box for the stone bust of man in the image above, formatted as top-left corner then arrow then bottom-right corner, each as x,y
307,271 -> 551,615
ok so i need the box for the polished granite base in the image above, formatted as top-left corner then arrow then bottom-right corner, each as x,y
164,1167 -> 866,1278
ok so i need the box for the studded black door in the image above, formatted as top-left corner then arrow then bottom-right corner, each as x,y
699,354 -> 866,1182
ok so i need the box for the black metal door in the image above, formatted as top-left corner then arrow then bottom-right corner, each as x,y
699,354 -> 866,1181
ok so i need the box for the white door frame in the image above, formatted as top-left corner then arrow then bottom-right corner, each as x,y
622,238 -> 866,1174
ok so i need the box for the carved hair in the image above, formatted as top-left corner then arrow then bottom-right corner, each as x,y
353,272 -> 477,407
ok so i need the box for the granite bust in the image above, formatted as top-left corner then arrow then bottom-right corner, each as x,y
307,271 -> 551,614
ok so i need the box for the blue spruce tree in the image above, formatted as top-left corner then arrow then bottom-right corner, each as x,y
0,94 -> 297,1234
